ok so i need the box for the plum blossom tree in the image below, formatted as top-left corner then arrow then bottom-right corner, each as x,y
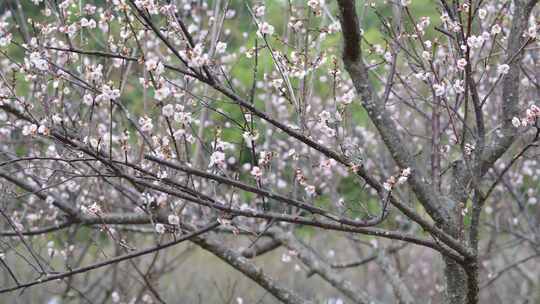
0,0 -> 539,303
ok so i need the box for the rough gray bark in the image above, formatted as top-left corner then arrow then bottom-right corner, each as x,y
193,234 -> 312,304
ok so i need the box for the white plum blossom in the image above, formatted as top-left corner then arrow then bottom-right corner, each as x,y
29,52 -> 48,70
180,44 -> 209,68
467,35 -> 484,48
512,117 -> 522,128
491,24 -> 502,35
216,42 -> 227,54
111,292 -> 120,303
168,214 -> 180,225
209,151 -> 226,169
305,185 -> 316,196
37,124 -> 50,136
22,124 -> 38,136
464,143 -> 475,155
321,124 -> 336,137
52,114 -> 62,124
281,253 -> 292,263
497,64 -> 510,75
271,78 -> 283,89
243,131 -> 259,148
341,90 -> 355,104
453,80 -> 465,94
307,0 -> 323,11
478,9 -> 487,19
527,24 -> 537,39
155,223 -> 165,234
83,94 -> 94,106
401,0 -> 412,6
328,21 -> 341,33
145,57 -> 159,71
433,83 -> 446,97
154,86 -> 171,101
96,84 -> 120,103
162,104 -> 174,117
384,167 -> 411,190
402,167 -> 412,177
80,18 -> 97,28
139,116 -> 153,132
0,33 -> 12,46
87,64 -> 103,83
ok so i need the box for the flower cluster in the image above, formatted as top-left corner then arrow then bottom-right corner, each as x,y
179,44 -> 209,68
512,105 -> 540,128
295,169 -> 317,196
383,168 -> 412,191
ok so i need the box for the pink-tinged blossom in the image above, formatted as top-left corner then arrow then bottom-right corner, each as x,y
526,109 -> 537,124
259,22 -> 275,35
254,5 -> 265,18
383,175 -> 396,191
511,105 -> 540,127
457,58 -> 467,70
250,166 -> 263,179
530,105 -> 540,116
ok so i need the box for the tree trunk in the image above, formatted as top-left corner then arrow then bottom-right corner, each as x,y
443,256 -> 468,304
